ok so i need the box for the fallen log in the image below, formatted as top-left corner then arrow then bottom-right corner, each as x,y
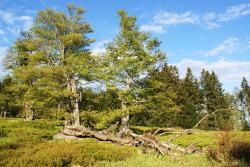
54,109 -> 230,155
54,125 -> 198,155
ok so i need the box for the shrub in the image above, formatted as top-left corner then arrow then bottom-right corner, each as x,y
0,140 -> 136,167
206,131 -> 250,166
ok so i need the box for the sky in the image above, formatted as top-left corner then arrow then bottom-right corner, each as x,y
0,0 -> 250,92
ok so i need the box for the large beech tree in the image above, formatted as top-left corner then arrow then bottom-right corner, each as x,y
103,10 -> 165,133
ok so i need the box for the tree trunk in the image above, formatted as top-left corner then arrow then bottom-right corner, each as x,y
117,77 -> 131,137
67,79 -> 80,127
23,100 -> 33,121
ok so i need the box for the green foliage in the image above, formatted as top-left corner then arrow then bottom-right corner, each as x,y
80,109 -> 123,129
0,4 -> 244,131
131,64 -> 181,127
80,87 -> 121,111
177,68 -> 203,128
235,77 -> 250,129
200,70 -> 233,130
0,140 -> 136,167
102,10 -> 166,123
0,118 -> 136,167
0,75 -> 22,117
1,118 -> 249,167
0,118 -> 62,150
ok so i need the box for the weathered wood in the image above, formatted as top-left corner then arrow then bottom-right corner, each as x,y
61,126 -> 135,146
55,125 -> 194,155
54,108 -> 229,155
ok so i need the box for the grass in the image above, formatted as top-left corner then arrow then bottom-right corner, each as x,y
95,154 -> 223,167
0,118 -> 249,166
132,126 -> 250,148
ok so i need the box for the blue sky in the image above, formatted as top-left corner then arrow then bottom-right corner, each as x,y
0,0 -> 250,92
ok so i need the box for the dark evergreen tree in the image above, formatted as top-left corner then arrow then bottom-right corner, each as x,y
200,69 -> 232,130
237,77 -> 250,128
177,67 -> 203,128
134,64 -> 180,127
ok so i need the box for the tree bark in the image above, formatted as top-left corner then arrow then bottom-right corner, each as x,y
67,79 -> 80,127
117,77 -> 132,137
23,100 -> 33,121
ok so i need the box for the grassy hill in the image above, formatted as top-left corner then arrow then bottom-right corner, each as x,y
0,118 -> 249,167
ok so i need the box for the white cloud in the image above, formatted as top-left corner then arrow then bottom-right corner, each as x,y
0,10 -> 33,35
201,37 -> 239,56
91,40 -> 109,55
141,24 -> 165,33
172,59 -> 250,91
142,3 -> 250,33
18,15 -> 33,30
153,11 -> 199,25
218,3 -> 250,22
0,10 -> 15,24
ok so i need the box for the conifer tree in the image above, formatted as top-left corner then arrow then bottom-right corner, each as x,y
4,32 -> 42,121
103,10 -> 165,132
200,69 -> 231,129
237,77 -> 250,126
5,4 -> 95,125
138,64 -> 180,127
178,67 -> 202,128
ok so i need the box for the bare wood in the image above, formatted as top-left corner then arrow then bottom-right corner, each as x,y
166,108 -> 233,143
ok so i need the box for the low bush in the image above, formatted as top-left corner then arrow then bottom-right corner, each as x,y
0,140 -> 136,167
206,131 -> 250,166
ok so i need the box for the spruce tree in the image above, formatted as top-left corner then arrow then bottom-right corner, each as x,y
138,64 -> 180,127
238,77 -> 250,126
178,67 -> 202,128
200,69 -> 231,129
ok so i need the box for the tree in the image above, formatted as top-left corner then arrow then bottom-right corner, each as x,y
103,10 -> 165,133
79,87 -> 121,111
135,64 -> 180,127
200,69 -> 231,130
4,32 -> 43,121
0,75 -> 22,117
4,4 -> 95,125
236,77 -> 250,128
177,67 -> 203,128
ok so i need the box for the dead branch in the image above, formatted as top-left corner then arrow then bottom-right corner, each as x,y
54,108 -> 234,155
166,108 -> 233,143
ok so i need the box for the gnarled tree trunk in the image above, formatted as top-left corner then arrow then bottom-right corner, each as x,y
67,79 -> 80,127
117,77 -> 132,137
